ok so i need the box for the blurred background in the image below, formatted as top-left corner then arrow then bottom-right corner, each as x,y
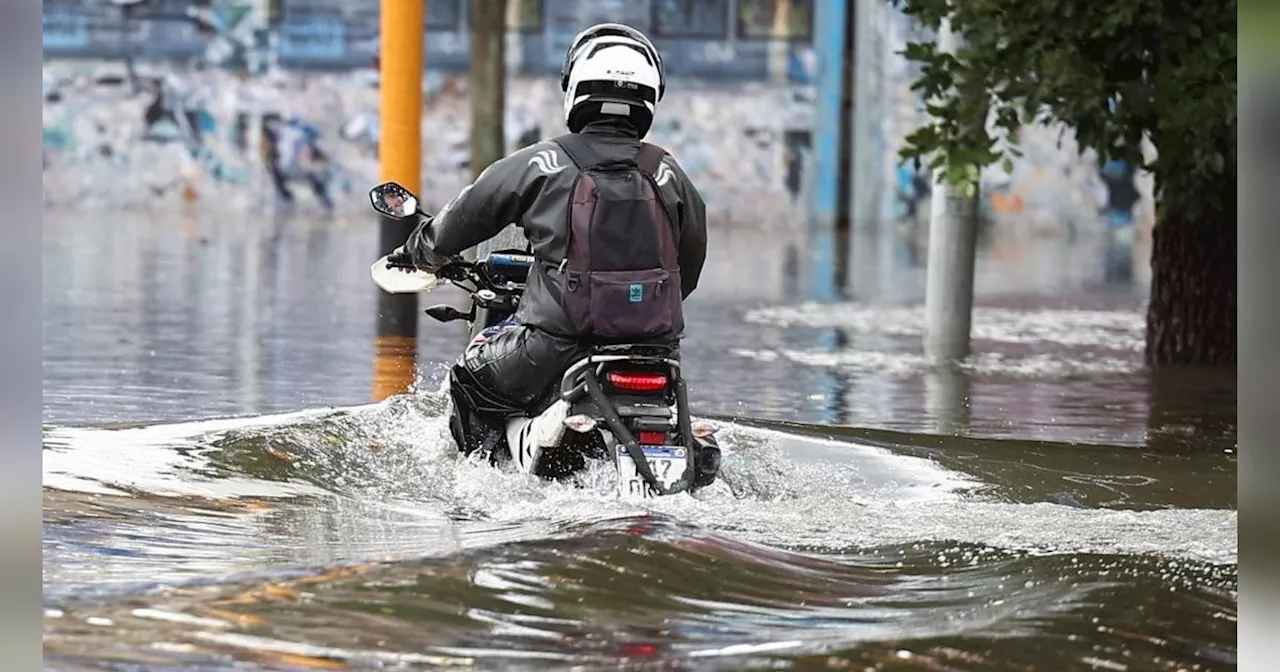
42,0 -> 1168,432
42,0 -> 1153,257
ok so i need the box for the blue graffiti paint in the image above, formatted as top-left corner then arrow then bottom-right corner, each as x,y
807,0 -> 847,302
42,8 -> 90,50
809,0 -> 846,226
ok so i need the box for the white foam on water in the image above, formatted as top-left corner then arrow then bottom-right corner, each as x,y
744,303 -> 1146,351
42,394 -> 1237,576
432,422 -> 1237,565
733,303 -> 1150,379
43,407 -> 357,499
731,347 -> 1144,377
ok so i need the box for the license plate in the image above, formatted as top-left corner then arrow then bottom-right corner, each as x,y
617,445 -> 688,498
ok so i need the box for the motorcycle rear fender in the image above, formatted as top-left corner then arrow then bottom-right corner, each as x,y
558,353 -> 681,401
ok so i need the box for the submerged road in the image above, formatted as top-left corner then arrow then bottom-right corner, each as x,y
42,210 -> 1236,670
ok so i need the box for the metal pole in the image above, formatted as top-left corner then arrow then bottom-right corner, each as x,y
833,0 -> 855,295
120,3 -> 138,93
923,18 -> 979,362
373,0 -> 425,402
847,0 -> 890,297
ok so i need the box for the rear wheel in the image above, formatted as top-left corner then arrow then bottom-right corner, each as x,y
447,392 -> 504,462
448,404 -> 467,453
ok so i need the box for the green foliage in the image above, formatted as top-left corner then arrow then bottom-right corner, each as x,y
893,0 -> 1237,214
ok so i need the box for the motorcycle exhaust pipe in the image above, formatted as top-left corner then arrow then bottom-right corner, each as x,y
695,441 -> 721,475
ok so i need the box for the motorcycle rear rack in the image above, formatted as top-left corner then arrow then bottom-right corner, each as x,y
557,352 -> 696,497
558,354 -> 680,400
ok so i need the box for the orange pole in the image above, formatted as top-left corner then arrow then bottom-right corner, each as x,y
373,0 -> 425,401
379,0 -> 423,190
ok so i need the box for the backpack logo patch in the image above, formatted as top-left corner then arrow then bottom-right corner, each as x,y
628,284 -> 644,303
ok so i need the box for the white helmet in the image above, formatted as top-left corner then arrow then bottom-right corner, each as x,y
560,23 -> 665,137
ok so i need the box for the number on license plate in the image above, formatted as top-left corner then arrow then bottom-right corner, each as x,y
618,449 -> 685,498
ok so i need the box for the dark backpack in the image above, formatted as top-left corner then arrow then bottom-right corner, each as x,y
552,133 -> 683,341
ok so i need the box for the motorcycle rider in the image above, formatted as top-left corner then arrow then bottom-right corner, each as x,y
393,23 -> 708,453
380,189 -> 407,217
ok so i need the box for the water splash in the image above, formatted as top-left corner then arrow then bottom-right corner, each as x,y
43,392 -> 1235,570
42,393 -> 1236,669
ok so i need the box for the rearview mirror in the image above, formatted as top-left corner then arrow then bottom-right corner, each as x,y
369,181 -> 419,219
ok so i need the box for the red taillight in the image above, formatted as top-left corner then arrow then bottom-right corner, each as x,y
607,371 -> 668,392
620,643 -> 658,656
637,431 -> 667,445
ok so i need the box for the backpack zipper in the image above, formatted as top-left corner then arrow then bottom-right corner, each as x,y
560,258 -> 579,291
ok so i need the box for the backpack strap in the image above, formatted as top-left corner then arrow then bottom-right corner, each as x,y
636,143 -> 678,223
635,142 -> 666,177
551,133 -> 605,171
634,143 -> 681,268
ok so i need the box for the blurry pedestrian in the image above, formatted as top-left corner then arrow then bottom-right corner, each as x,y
1098,158 -> 1140,228
262,113 -> 334,210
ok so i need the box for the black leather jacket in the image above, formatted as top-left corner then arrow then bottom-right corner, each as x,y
404,119 -> 708,338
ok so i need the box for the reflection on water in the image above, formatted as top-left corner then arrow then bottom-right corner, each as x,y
732,299 -> 1235,450
924,364 -> 972,434
42,210 -> 1236,670
43,211 -> 1235,452
41,396 -> 1236,670
44,520 -> 1237,670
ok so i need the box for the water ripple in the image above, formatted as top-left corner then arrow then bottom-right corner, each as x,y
42,393 -> 1236,670
44,515 -> 1235,670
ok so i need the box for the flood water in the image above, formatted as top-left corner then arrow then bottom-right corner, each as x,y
42,210 -> 1237,670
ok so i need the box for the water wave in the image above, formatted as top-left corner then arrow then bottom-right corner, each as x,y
42,393 -> 1236,669
43,392 -> 1236,571
43,513 -> 1236,670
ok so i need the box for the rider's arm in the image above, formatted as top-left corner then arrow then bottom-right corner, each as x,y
404,155 -> 531,270
668,160 -> 708,299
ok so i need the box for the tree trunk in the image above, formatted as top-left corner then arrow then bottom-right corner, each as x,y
469,0 -> 507,181
1144,189 -> 1236,365
468,0 -> 511,262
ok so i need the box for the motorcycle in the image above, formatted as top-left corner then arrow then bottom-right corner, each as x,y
367,181 -> 722,499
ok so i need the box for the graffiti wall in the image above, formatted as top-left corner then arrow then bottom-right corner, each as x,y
42,60 -> 817,222
42,0 -> 1143,236
42,0 -> 821,223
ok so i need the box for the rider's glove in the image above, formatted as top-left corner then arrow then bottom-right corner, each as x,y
385,247 -> 416,270
385,245 -> 457,274
416,247 -> 459,273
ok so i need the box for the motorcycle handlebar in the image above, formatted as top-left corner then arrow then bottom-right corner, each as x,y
430,252 -> 535,294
